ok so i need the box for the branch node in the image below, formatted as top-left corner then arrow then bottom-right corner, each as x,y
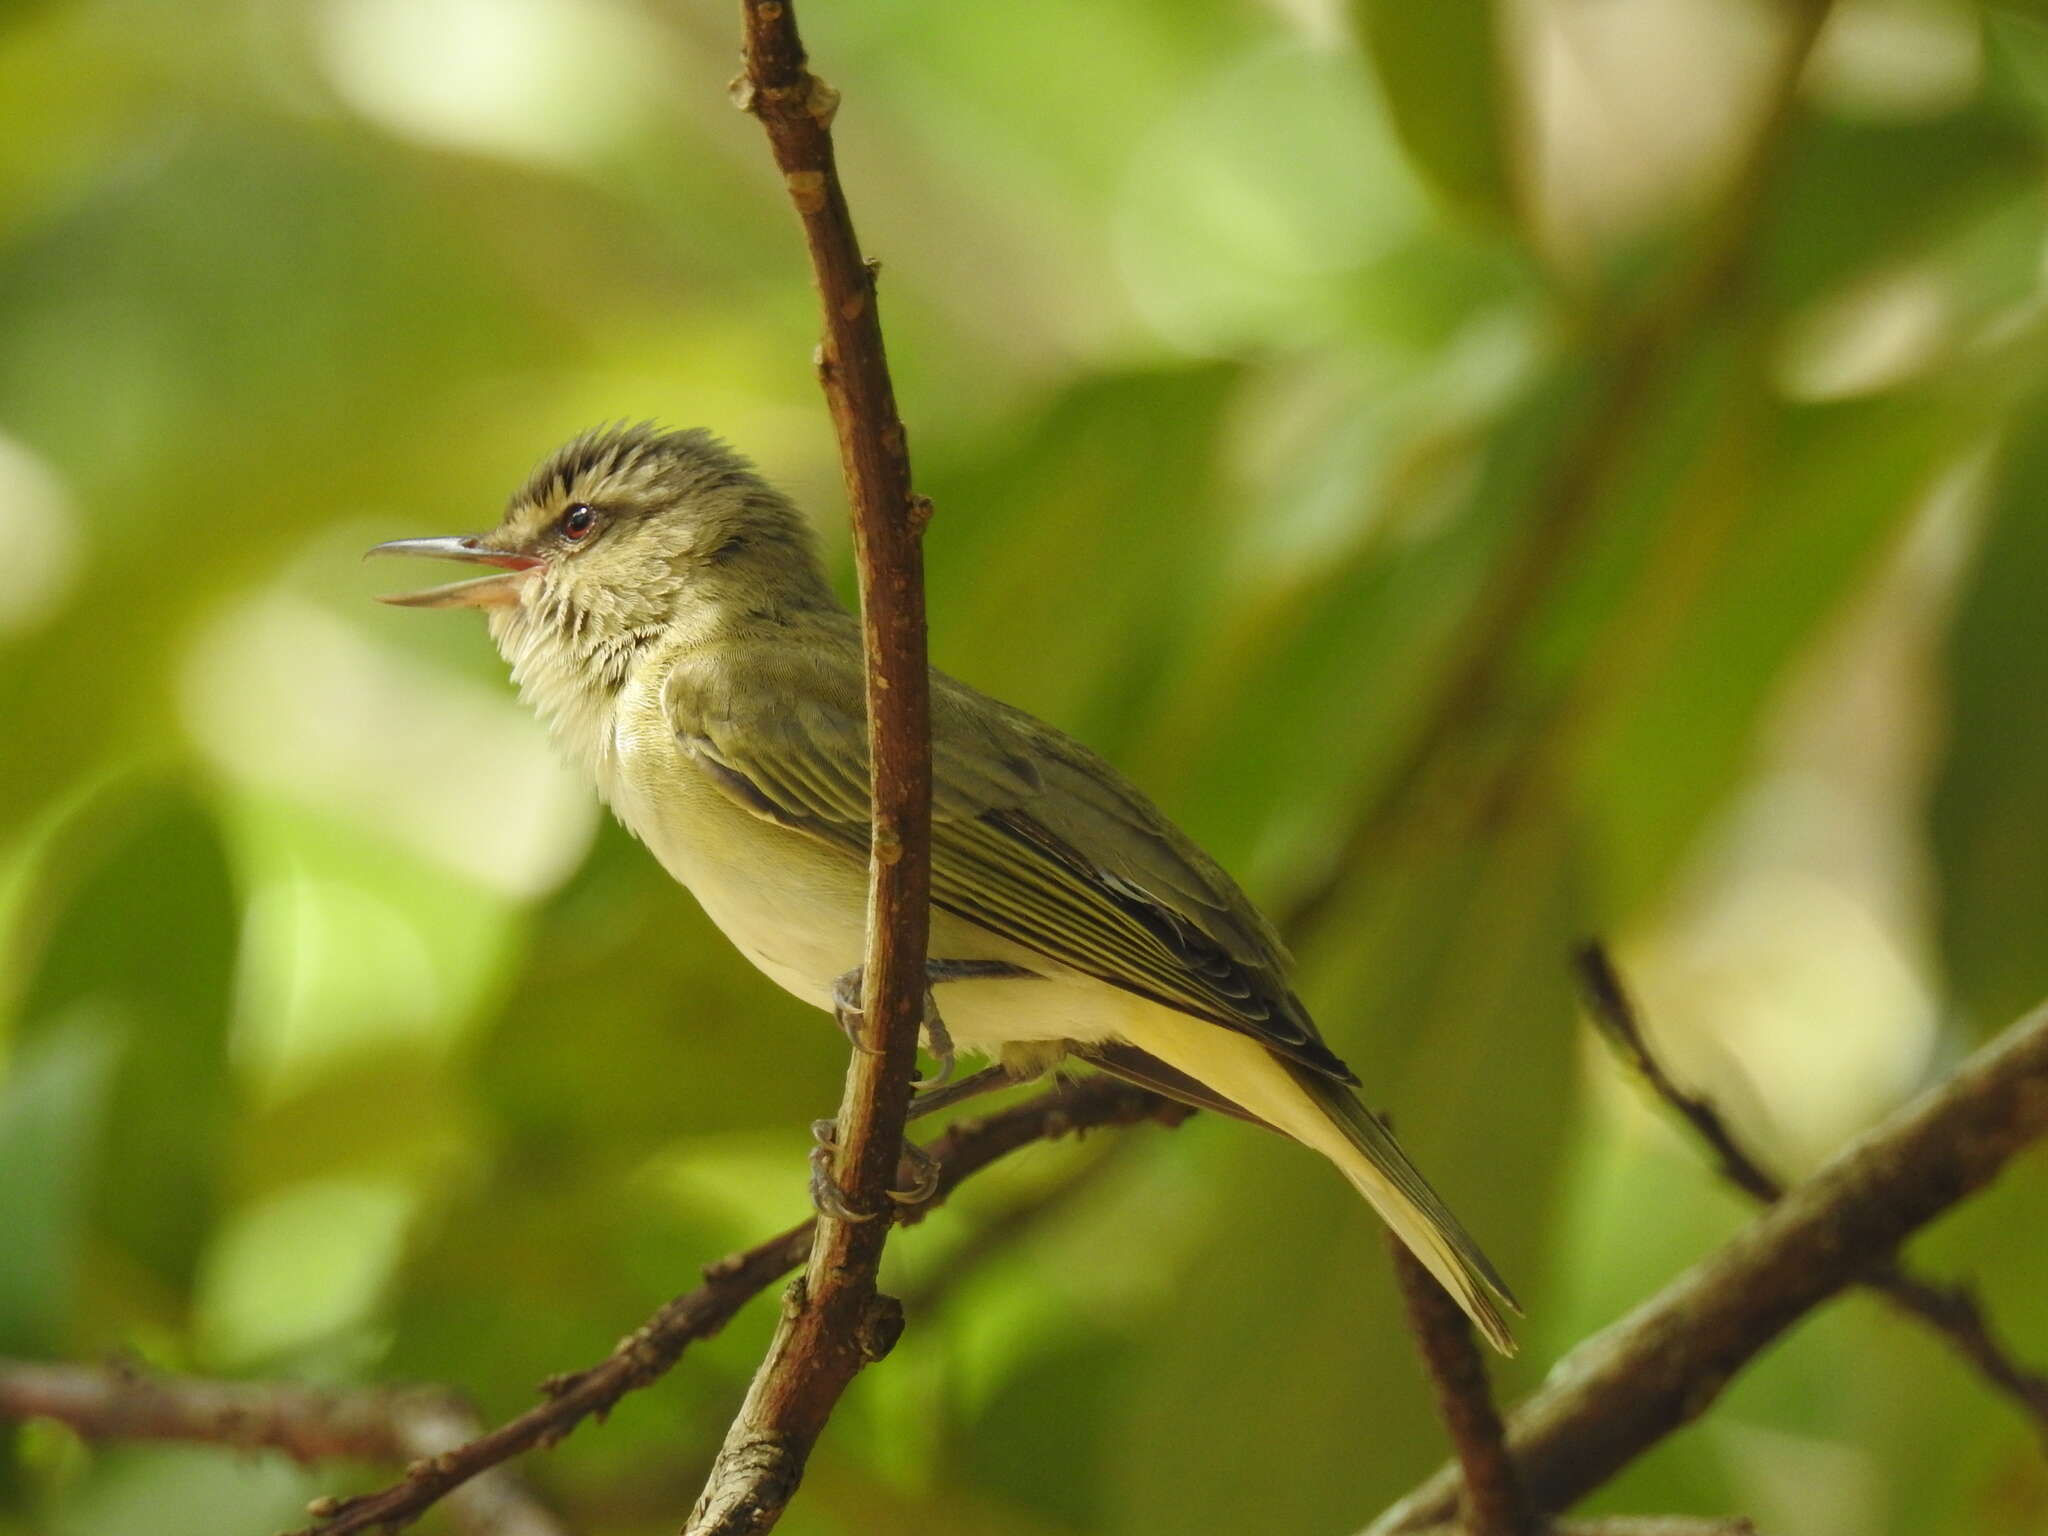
784,170 -> 827,213
779,1277 -> 809,1321
104,1349 -> 144,1384
858,1295 -> 905,1362
806,75 -> 841,128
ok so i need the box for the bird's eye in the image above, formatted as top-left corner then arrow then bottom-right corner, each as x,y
560,504 -> 598,542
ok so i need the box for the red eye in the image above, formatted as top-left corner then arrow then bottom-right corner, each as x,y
561,504 -> 597,541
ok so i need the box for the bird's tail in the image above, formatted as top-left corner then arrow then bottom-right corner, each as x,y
1288,1066 -> 1521,1355
1114,1001 -> 1519,1354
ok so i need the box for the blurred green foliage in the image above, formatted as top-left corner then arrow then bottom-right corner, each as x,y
2,1 -> 2046,1533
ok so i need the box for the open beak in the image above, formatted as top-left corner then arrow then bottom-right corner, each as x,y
365,535 -> 544,609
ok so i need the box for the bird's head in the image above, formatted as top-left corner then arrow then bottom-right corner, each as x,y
369,422 -> 837,677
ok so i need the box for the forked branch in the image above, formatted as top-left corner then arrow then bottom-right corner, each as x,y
1573,943 -> 2048,1452
1365,995 -> 2048,1533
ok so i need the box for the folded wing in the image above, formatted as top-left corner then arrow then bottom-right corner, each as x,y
666,648 -> 1356,1084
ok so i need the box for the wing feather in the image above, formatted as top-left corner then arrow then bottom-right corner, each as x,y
667,648 -> 1354,1082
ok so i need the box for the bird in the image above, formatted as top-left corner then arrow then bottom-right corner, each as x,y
368,422 -> 1519,1352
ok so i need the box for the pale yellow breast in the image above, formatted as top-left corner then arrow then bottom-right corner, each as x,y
604,663 -> 871,1008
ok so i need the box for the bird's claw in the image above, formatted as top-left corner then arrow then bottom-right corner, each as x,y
830,966 -> 956,1086
887,1138 -> 942,1207
808,1117 -> 941,1217
830,967 -> 875,1054
809,1118 -> 878,1222
920,991 -> 955,1088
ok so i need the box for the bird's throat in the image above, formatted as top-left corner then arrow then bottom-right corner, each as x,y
488,597 -> 653,786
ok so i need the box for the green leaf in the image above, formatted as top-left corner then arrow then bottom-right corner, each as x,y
17,786 -> 237,1307
0,1023 -> 118,1355
1149,353 -> 1589,881
1581,380 -> 1967,914
1355,0 -> 1517,225
1759,106 -> 2045,314
922,365 -> 1245,763
1932,392 -> 2048,1027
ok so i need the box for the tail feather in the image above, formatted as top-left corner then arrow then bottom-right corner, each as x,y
1113,1000 -> 1520,1354
1290,1067 -> 1521,1355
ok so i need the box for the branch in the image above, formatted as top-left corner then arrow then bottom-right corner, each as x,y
0,1361 -> 564,1536
272,1077 -> 1183,1536
1388,1242 -> 1532,1536
1570,944 -> 1781,1202
1364,996 -> 2048,1534
1573,943 -> 2048,1451
1405,1522 -> 1753,1536
683,3 -> 935,1532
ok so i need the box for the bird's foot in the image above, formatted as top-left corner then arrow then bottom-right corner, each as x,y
807,1117 -> 942,1219
921,999 -> 955,1088
832,958 -> 1035,1079
830,968 -> 878,1055
809,1118 -> 876,1221
888,1139 -> 942,1207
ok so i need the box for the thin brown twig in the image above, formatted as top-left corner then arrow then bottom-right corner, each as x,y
1364,994 -> 2048,1535
1571,944 -> 1781,1204
682,3 -> 936,1532
0,1357 -> 427,1465
374,1394 -> 570,1536
1573,942 -> 2048,1453
1388,1242 -> 1532,1536
0,1361 -> 564,1536
273,1078 -> 1184,1536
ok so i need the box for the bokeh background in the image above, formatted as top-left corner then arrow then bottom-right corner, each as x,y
3,0 -> 2047,1531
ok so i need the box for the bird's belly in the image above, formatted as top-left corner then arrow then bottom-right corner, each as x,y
607,738 -> 869,1010
685,851 -> 865,1010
